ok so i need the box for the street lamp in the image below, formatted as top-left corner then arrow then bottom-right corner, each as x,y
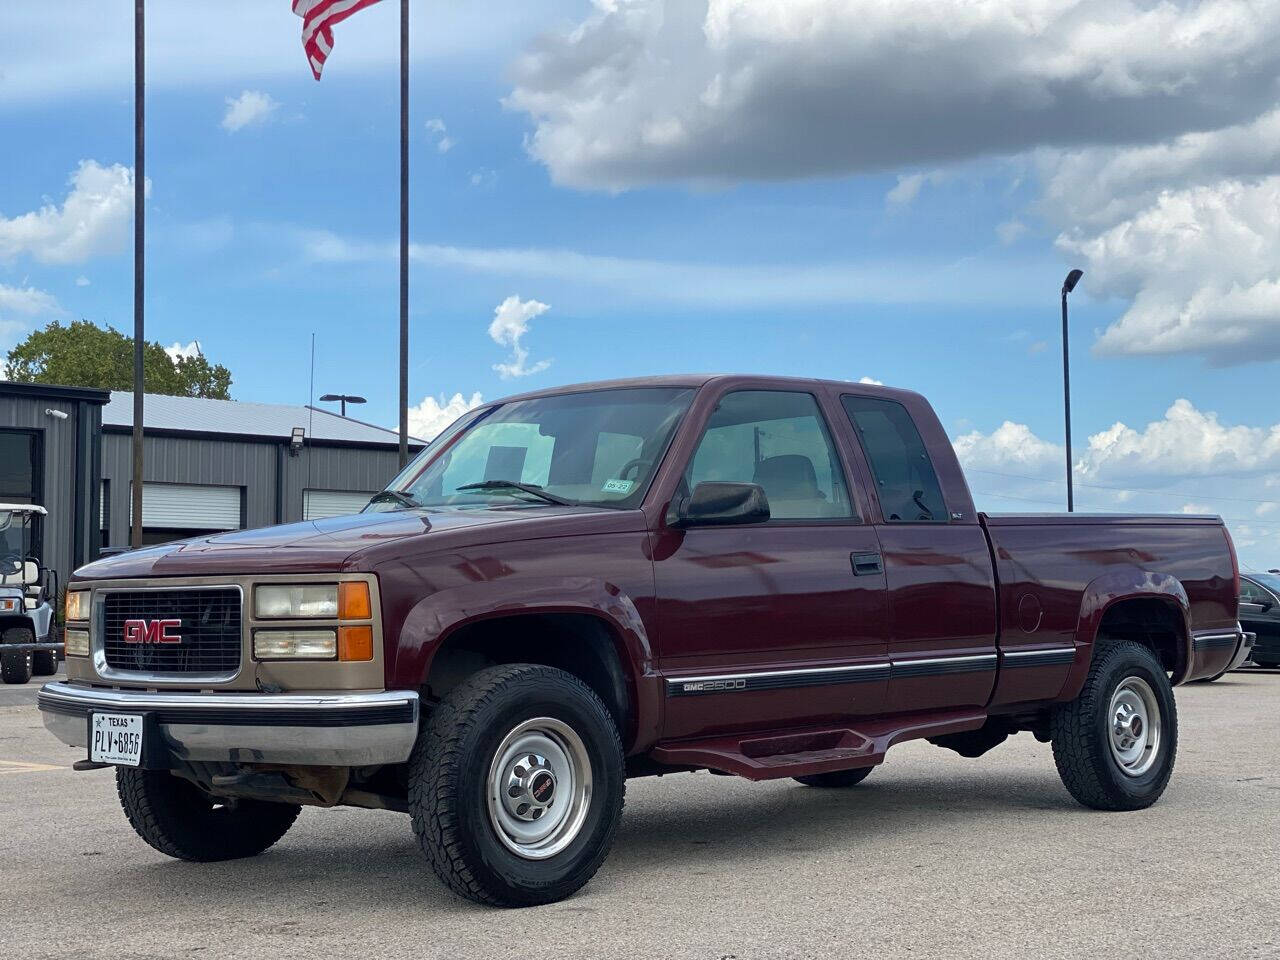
319,393 -> 367,417
1061,269 -> 1084,513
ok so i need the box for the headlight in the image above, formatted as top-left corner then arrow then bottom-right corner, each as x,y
64,629 -> 90,657
254,585 -> 338,619
254,629 -> 337,660
65,590 -> 91,622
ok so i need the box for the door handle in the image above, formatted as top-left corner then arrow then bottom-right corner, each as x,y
851,552 -> 883,576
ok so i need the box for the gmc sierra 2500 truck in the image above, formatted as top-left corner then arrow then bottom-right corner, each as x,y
39,376 -> 1248,906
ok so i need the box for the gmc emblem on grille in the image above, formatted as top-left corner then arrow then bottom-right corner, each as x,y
122,619 -> 183,645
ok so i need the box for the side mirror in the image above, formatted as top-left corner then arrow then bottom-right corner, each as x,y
669,482 -> 770,528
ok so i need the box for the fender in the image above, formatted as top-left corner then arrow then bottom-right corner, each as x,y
1060,568 -> 1192,700
390,576 -> 662,752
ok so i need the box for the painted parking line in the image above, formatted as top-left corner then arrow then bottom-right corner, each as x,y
0,759 -> 63,774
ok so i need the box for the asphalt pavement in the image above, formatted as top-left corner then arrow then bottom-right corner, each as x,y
1,667 -> 1276,960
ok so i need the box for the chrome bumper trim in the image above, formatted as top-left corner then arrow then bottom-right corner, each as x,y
37,681 -> 419,766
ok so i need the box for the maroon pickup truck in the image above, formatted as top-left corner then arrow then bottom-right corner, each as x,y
39,375 -> 1248,906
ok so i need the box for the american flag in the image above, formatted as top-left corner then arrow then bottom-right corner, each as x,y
292,0 -> 384,80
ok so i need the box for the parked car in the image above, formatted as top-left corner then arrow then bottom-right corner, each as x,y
0,503 -> 62,683
1240,573 -> 1280,667
38,375 -> 1248,906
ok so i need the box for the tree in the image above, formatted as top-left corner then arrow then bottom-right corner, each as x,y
4,320 -> 233,399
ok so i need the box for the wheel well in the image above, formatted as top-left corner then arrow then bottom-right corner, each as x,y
424,613 -> 633,743
1095,597 -> 1187,676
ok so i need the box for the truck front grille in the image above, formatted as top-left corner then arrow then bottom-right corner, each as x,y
101,588 -> 242,675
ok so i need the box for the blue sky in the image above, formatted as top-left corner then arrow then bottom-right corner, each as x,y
4,1 -> 1280,565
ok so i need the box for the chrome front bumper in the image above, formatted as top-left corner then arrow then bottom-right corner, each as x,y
37,681 -> 419,766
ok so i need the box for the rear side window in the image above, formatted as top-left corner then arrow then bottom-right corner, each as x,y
842,396 -> 946,523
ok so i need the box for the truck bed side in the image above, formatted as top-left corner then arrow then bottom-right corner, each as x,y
982,513 -> 1238,700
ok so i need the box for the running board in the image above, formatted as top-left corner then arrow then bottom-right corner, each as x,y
650,710 -> 987,781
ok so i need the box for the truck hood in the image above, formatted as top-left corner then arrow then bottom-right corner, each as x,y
72,506 -> 634,580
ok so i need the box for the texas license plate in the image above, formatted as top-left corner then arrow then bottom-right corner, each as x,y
90,713 -> 144,767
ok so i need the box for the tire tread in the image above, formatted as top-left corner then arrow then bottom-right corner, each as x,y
407,664 -> 624,906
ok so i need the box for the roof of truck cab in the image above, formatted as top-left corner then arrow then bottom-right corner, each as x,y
491,374 -> 920,405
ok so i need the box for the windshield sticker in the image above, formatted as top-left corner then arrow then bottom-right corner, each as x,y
601,479 -> 635,495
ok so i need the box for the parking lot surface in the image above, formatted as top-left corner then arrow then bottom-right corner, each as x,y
2,668 -> 1276,960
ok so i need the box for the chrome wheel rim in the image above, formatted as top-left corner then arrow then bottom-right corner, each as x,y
486,717 -> 592,860
1108,677 -> 1161,777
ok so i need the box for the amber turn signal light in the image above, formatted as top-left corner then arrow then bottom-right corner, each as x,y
338,582 -> 371,620
338,625 -> 374,662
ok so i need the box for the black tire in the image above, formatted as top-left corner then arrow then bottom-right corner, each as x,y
1,648 -> 33,684
34,622 -> 60,676
116,768 -> 301,862
794,766 -> 874,788
1051,641 -> 1177,811
408,664 -> 625,907
33,649 -> 58,676
1253,656 -> 1280,668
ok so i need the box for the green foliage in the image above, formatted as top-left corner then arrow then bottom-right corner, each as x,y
3,320 -> 232,399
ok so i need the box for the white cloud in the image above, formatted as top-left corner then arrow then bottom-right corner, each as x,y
996,219 -> 1028,245
221,90 -> 279,132
74,275 -> 90,287
857,376 -> 883,385
0,161 -> 142,265
1055,174 -> 1280,365
488,295 -> 551,379
955,399 -> 1280,484
407,391 -> 484,440
507,0 -> 1280,190
165,340 -> 202,363
298,228 -> 1054,307
0,283 -> 61,316
425,118 -> 456,153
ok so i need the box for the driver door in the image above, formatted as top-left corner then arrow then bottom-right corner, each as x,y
652,388 -> 889,740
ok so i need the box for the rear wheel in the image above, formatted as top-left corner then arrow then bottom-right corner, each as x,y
1,647 -> 32,684
794,766 -> 874,788
1051,641 -> 1177,811
408,664 -> 625,906
1253,655 -> 1280,668
116,768 -> 301,862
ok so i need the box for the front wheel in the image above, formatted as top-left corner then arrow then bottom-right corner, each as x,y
116,768 -> 301,861
1051,641 -> 1177,811
408,664 -> 625,906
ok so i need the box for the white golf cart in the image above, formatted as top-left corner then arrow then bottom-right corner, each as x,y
0,504 -> 62,684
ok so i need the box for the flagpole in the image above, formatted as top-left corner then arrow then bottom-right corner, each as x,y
398,0 -> 409,466
130,0 -> 145,549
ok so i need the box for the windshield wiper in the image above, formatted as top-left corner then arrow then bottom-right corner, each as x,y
456,480 -> 577,506
367,489 -> 422,509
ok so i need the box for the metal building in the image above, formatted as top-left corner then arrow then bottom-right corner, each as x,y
0,382 -> 108,584
0,381 -> 422,582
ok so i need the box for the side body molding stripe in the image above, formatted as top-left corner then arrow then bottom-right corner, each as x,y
664,648 -> 1077,697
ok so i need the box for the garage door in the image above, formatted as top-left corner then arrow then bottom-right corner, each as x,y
304,489 -> 375,520
135,483 -> 242,530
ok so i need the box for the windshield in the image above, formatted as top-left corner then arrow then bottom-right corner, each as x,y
0,512 -> 33,560
372,387 -> 694,511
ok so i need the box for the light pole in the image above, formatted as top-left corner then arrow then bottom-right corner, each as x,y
1061,268 -> 1084,512
319,393 -> 367,418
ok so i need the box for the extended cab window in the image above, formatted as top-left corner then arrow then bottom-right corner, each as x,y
687,391 -> 852,520
842,395 -> 946,523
